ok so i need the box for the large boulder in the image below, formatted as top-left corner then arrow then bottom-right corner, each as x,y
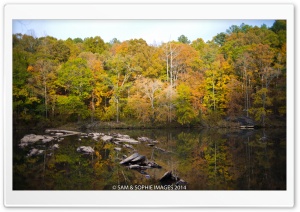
19,134 -> 53,148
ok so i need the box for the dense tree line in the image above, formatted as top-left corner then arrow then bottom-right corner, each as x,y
13,20 -> 286,128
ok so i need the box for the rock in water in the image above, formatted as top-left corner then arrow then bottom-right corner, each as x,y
27,148 -> 44,157
131,155 -> 146,163
90,132 -> 102,141
42,136 -> 54,143
159,171 -> 178,182
51,144 -> 59,150
124,144 -> 135,150
77,146 -> 94,154
147,161 -> 162,168
119,153 -> 140,165
115,138 -> 139,144
115,133 -> 130,139
114,147 -> 122,152
160,171 -> 172,181
19,134 -> 46,148
137,136 -> 152,142
55,132 -> 64,136
101,135 -> 113,142
176,179 -> 187,185
129,164 -> 141,169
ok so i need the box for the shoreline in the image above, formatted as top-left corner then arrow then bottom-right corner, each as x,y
13,120 -> 286,132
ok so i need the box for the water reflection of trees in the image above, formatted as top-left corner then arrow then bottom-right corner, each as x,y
13,129 -> 286,190
171,129 -> 286,190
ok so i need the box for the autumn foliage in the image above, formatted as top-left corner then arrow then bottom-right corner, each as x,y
13,21 -> 286,128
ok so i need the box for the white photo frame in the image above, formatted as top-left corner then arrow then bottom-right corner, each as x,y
4,3 -> 294,207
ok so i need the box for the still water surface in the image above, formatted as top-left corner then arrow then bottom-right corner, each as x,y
13,128 -> 286,190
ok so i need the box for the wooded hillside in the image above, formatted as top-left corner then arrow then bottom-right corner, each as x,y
13,20 -> 286,128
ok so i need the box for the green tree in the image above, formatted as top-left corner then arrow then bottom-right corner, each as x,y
56,58 -> 93,120
83,36 -> 106,54
213,32 -> 226,46
77,52 -> 109,122
178,35 -> 191,44
175,83 -> 197,125
248,44 -> 279,126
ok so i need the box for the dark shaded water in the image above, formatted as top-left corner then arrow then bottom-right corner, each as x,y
13,128 -> 286,190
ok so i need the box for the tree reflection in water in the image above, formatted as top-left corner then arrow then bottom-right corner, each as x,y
13,128 -> 286,190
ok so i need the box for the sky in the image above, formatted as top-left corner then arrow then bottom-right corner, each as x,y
13,19 -> 275,44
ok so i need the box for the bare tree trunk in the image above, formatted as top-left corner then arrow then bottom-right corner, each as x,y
116,97 -> 119,123
166,52 -> 169,82
91,92 -> 95,122
244,68 -> 249,117
44,82 -> 48,119
169,43 -> 174,123
212,71 -> 216,111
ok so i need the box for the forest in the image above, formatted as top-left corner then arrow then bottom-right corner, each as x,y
13,20 -> 286,129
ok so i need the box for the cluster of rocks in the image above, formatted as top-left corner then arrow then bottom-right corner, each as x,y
19,130 -> 187,186
19,130 -> 81,157
75,132 -> 141,155
19,134 -> 55,148
119,153 -> 187,186
119,152 -> 162,177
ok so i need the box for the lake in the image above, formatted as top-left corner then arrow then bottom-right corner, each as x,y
13,128 -> 286,190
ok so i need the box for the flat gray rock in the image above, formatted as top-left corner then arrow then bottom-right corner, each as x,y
19,134 -> 53,148
120,153 -> 140,165
77,146 -> 94,154
101,135 -> 113,142
27,148 -> 44,157
115,138 -> 139,144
